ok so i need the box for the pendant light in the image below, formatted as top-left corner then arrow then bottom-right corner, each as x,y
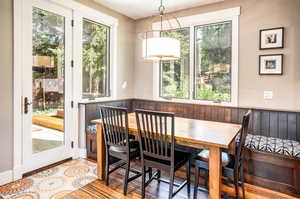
142,0 -> 181,61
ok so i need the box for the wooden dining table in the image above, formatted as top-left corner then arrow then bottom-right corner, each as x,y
92,113 -> 241,199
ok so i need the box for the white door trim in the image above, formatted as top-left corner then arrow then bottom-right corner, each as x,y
13,0 -> 24,180
13,0 -> 118,180
19,0 -> 74,174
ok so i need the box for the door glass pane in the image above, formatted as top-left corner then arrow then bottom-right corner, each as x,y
82,19 -> 110,99
194,22 -> 232,103
32,8 -> 65,153
160,28 -> 190,99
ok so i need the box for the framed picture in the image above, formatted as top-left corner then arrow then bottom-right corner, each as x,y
259,54 -> 283,75
259,27 -> 284,50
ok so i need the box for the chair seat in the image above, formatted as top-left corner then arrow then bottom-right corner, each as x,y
144,150 -> 189,170
109,139 -> 139,153
197,150 -> 231,166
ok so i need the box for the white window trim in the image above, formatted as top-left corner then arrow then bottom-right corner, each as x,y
67,0 -> 119,104
152,7 -> 240,107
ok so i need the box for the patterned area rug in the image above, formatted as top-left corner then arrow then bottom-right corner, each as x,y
0,159 -> 97,199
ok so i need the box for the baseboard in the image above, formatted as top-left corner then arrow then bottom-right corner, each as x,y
78,148 -> 87,159
0,170 -> 13,186
13,165 -> 23,181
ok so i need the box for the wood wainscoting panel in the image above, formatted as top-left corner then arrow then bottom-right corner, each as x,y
131,99 -> 300,142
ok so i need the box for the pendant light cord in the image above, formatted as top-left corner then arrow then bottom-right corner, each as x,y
158,0 -> 165,31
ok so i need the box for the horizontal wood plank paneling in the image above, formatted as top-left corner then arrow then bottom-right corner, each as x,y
224,108 -> 231,123
131,99 -> 300,142
252,111 -> 260,135
297,114 -> 300,142
231,108 -> 239,124
279,113 -> 288,140
83,99 -> 132,131
287,113 -> 297,141
261,111 -> 270,137
82,99 -> 300,142
270,112 -> 279,138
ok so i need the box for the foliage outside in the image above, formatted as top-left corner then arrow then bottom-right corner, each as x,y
195,22 -> 232,102
32,8 -> 64,79
32,8 -> 64,110
82,20 -> 109,98
161,28 -> 190,99
160,22 -> 232,103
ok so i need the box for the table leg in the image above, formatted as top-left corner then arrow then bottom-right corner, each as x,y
96,123 -> 105,180
209,146 -> 222,199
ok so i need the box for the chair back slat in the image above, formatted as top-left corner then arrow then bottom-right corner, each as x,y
235,110 -> 251,170
99,106 -> 129,148
135,109 -> 175,162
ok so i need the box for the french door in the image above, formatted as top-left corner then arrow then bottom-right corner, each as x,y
22,0 -> 74,173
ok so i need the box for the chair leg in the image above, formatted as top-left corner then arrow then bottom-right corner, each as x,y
157,170 -> 161,183
241,183 -> 245,199
241,167 -> 246,199
193,167 -> 200,199
168,171 -> 175,199
141,166 -> 146,199
148,167 -> 152,180
105,153 -> 109,186
234,174 -> 239,199
186,160 -> 191,196
123,161 -> 130,195
204,169 -> 209,189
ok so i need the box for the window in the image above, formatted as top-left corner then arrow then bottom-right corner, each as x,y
82,19 -> 110,99
160,28 -> 190,99
194,22 -> 232,102
157,7 -> 239,105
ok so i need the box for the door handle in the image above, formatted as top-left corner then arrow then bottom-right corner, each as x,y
24,97 -> 32,114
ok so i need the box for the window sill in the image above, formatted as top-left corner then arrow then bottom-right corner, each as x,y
154,97 -> 237,107
78,97 -> 115,104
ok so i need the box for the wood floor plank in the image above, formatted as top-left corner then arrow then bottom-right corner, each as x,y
63,159 -> 299,199
63,170 -> 209,199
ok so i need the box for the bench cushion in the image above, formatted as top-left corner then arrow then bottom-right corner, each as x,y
245,134 -> 300,158
87,124 -> 97,134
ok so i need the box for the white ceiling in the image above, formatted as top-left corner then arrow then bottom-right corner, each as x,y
93,0 -> 224,20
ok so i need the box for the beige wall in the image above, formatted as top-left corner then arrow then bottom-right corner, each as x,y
0,0 -> 13,172
134,0 -> 300,111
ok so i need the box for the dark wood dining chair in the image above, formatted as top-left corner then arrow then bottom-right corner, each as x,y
193,110 -> 251,199
99,106 -> 141,195
135,109 -> 191,199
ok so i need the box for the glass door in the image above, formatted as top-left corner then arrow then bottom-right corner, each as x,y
22,0 -> 73,173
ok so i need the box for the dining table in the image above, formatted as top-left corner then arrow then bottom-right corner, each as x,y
92,112 -> 242,199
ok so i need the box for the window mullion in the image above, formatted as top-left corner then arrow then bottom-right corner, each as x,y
189,26 -> 195,100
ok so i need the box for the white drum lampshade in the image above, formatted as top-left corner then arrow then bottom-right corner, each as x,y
143,37 -> 180,61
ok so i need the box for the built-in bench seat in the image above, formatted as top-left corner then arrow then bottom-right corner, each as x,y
245,134 -> 300,158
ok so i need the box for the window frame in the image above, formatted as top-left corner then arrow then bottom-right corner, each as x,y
159,27 -> 191,100
153,7 -> 240,106
73,5 -> 118,103
81,18 -> 111,99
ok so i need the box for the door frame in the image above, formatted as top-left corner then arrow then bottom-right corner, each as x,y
22,0 -> 74,173
13,0 -> 118,180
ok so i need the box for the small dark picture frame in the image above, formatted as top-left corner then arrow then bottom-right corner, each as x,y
259,54 -> 283,75
259,27 -> 284,50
